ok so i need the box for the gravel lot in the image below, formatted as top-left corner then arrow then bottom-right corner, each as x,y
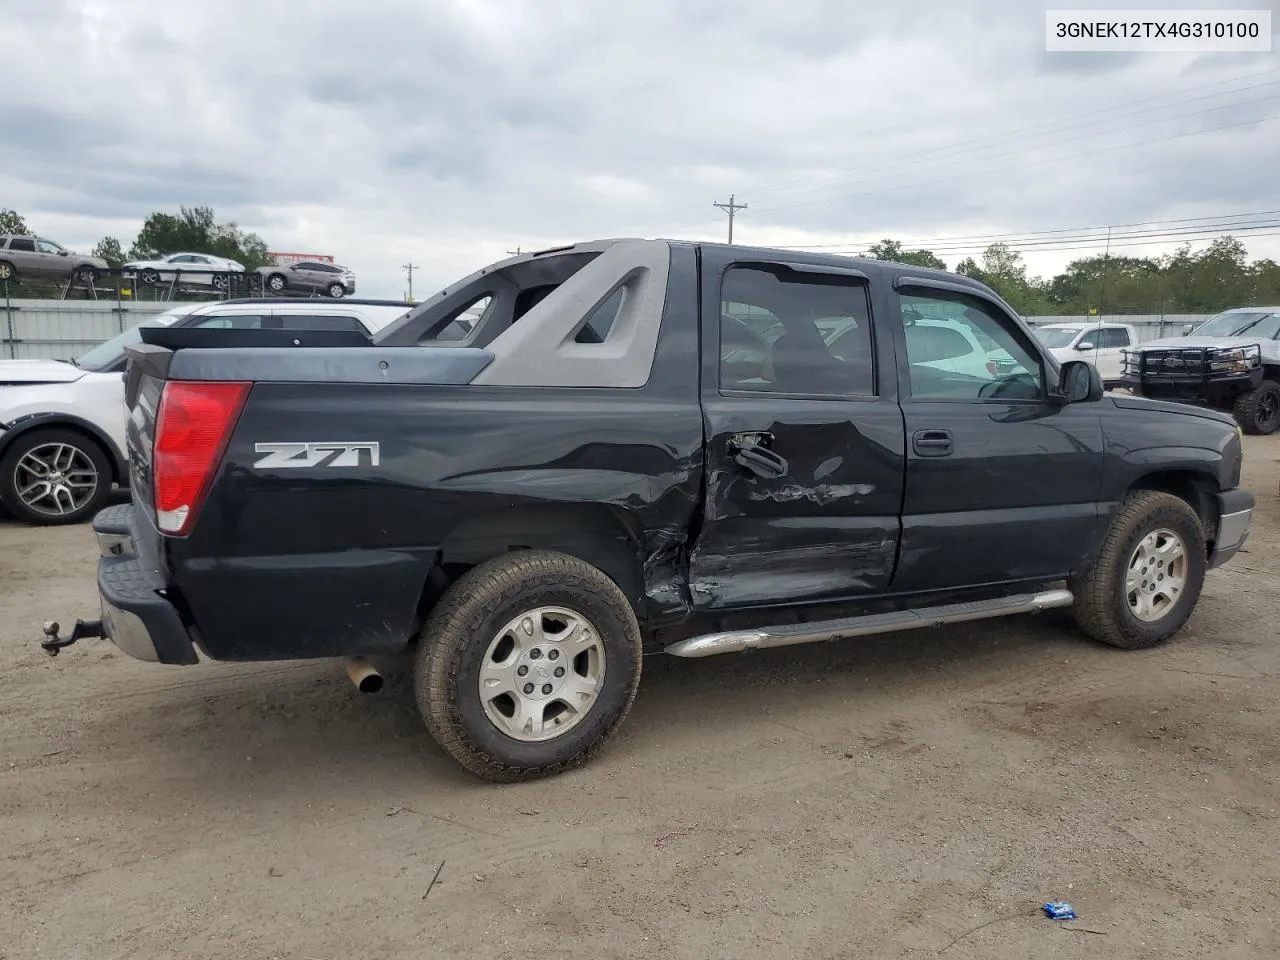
1,438 -> 1277,960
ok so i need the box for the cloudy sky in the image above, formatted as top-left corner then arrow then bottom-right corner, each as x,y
2,0 -> 1278,299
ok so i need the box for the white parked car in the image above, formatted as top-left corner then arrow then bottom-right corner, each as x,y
0,298 -> 411,525
122,251 -> 246,291
1033,322 -> 1137,384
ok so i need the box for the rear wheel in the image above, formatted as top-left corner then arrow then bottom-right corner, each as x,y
1070,491 -> 1206,649
0,427 -> 112,525
0,261 -> 15,281
267,273 -> 287,292
326,282 -> 345,298
1233,380 -> 1280,435
414,550 -> 643,782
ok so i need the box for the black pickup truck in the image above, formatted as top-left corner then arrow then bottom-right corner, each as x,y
43,239 -> 1254,783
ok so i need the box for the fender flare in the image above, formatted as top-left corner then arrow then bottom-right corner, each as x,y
0,412 -> 127,482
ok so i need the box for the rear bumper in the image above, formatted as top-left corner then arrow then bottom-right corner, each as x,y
92,504 -> 198,665
1208,488 -> 1253,570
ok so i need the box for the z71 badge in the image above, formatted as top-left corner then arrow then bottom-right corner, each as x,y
253,441 -> 380,469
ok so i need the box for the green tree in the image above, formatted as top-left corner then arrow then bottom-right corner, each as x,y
0,208 -> 30,235
864,238 -> 947,270
128,205 -> 273,269
91,236 -> 125,269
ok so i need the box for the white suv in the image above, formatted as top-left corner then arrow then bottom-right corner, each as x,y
0,298 -> 411,525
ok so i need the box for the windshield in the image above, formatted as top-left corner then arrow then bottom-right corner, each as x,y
1192,311 -> 1280,339
1033,327 -> 1082,348
74,316 -> 188,371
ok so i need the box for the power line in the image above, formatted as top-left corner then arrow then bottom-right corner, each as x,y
712,194 -> 747,244
745,111 -> 1280,218
764,208 -> 1280,250
743,68 -> 1280,203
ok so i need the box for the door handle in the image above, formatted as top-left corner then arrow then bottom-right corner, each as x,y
912,429 -> 953,457
728,433 -> 789,479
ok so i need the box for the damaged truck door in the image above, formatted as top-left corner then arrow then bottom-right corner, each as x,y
688,253 -> 905,610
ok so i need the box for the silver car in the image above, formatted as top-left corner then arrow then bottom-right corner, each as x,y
257,260 -> 356,298
0,235 -> 109,284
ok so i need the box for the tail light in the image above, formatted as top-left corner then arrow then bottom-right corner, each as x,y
153,380 -> 250,535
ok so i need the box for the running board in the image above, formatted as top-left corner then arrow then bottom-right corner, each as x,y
664,589 -> 1075,658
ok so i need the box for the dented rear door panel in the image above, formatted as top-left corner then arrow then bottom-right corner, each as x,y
688,247 -> 906,611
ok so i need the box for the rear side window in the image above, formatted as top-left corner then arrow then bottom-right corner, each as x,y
718,264 -> 875,398
195,314 -> 267,329
1097,328 -> 1131,348
278,314 -> 365,333
8,238 -> 35,252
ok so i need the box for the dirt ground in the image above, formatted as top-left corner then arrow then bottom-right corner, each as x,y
1,441 -> 1277,960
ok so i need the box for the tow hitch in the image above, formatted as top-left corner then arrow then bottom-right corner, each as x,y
40,618 -> 106,657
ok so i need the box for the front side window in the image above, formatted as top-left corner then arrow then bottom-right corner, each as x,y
37,240 -> 63,254
900,291 -> 1043,401
718,265 -> 875,397
1096,328 -> 1131,348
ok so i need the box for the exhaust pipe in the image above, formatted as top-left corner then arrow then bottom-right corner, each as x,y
343,656 -> 383,694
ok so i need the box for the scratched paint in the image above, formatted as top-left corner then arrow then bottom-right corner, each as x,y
748,483 -> 877,505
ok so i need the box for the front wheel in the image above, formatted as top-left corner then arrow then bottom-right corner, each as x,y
1233,380 -> 1280,435
0,428 -> 113,525
267,273 -> 287,292
1070,490 -> 1206,649
326,282 -> 345,298
414,550 -> 643,783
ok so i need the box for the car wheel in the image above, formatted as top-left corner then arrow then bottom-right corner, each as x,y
267,273 -> 287,292
139,268 -> 160,285
77,266 -> 99,284
414,549 -> 643,783
326,282 -> 345,298
1069,490 -> 1206,650
211,273 -> 228,291
1232,381 -> 1280,435
0,427 -> 113,526
0,261 -> 14,282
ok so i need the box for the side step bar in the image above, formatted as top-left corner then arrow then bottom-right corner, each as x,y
664,589 -> 1074,658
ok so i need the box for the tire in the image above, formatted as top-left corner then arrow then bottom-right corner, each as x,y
210,273 -> 229,291
139,268 -> 160,285
76,266 -> 99,284
0,427 -> 113,526
267,273 -> 287,292
1070,490 -> 1206,650
414,549 -> 643,783
1232,380 -> 1280,435
326,282 -> 345,298
0,260 -> 15,281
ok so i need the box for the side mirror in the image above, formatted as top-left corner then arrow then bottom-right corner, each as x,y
1076,341 -> 1095,351
57,249 -> 68,256
1056,359 -> 1104,404
1182,324 -> 1196,336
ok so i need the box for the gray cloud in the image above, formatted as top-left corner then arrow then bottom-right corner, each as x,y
1,0 -> 1277,294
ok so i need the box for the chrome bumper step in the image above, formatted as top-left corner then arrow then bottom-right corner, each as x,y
664,588 -> 1075,658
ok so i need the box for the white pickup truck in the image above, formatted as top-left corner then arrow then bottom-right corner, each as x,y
1032,322 -> 1138,385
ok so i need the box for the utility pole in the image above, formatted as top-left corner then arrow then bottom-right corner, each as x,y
713,194 -> 747,244
402,261 -> 417,300
507,247 -> 523,256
